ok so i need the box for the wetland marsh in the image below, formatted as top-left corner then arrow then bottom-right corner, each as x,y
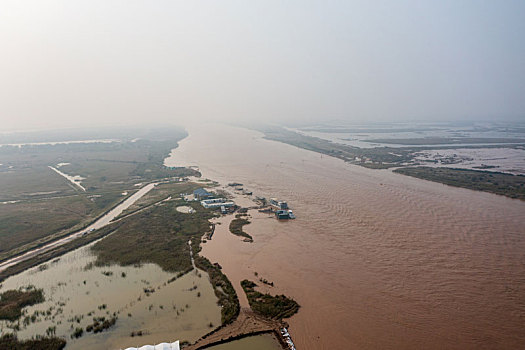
0,179 -> 229,349
0,240 -> 221,349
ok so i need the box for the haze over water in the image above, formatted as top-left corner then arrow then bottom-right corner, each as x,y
166,124 -> 525,349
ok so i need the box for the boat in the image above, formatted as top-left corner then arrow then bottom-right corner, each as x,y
275,210 -> 295,220
269,198 -> 288,210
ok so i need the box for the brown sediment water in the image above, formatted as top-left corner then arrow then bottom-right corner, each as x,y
165,123 -> 525,350
203,333 -> 282,350
0,240 -> 221,349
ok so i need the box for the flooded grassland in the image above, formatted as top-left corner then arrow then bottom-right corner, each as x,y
0,241 -> 221,349
0,180 -> 224,349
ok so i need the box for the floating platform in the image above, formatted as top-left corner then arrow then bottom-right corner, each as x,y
269,198 -> 288,210
275,210 -> 295,220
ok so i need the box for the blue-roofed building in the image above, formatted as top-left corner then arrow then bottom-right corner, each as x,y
193,188 -> 213,200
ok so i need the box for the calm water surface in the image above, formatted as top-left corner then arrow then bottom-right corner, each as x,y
204,333 -> 282,350
0,240 -> 221,349
166,123 -> 525,350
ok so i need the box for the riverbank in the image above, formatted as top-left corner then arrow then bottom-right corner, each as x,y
256,125 -> 525,199
393,166 -> 525,200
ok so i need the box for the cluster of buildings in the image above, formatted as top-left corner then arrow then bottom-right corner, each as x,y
270,198 -> 295,219
200,198 -> 235,209
191,187 -> 295,219
192,188 -> 235,214
269,198 -> 288,210
193,188 -> 213,200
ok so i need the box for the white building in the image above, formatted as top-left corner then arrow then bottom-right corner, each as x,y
200,198 -> 235,209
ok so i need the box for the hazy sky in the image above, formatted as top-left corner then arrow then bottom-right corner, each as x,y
0,1 -> 524,131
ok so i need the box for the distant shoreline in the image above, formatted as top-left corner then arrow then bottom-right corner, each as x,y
256,125 -> 525,200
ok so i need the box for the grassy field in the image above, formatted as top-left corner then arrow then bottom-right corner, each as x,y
90,181 -> 217,272
0,167 -> 75,202
114,181 -> 200,220
240,280 -> 299,320
0,334 -> 66,350
0,286 -> 44,321
229,216 -> 253,241
92,199 -> 213,273
0,126 -> 198,260
0,195 -> 100,254
394,167 -> 525,200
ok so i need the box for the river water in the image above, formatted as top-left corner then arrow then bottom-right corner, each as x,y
165,123 -> 525,350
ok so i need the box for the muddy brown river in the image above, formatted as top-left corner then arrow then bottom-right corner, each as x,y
165,123 -> 525,350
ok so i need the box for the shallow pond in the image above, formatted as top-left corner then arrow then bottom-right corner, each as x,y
176,205 -> 195,214
0,240 -> 221,349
